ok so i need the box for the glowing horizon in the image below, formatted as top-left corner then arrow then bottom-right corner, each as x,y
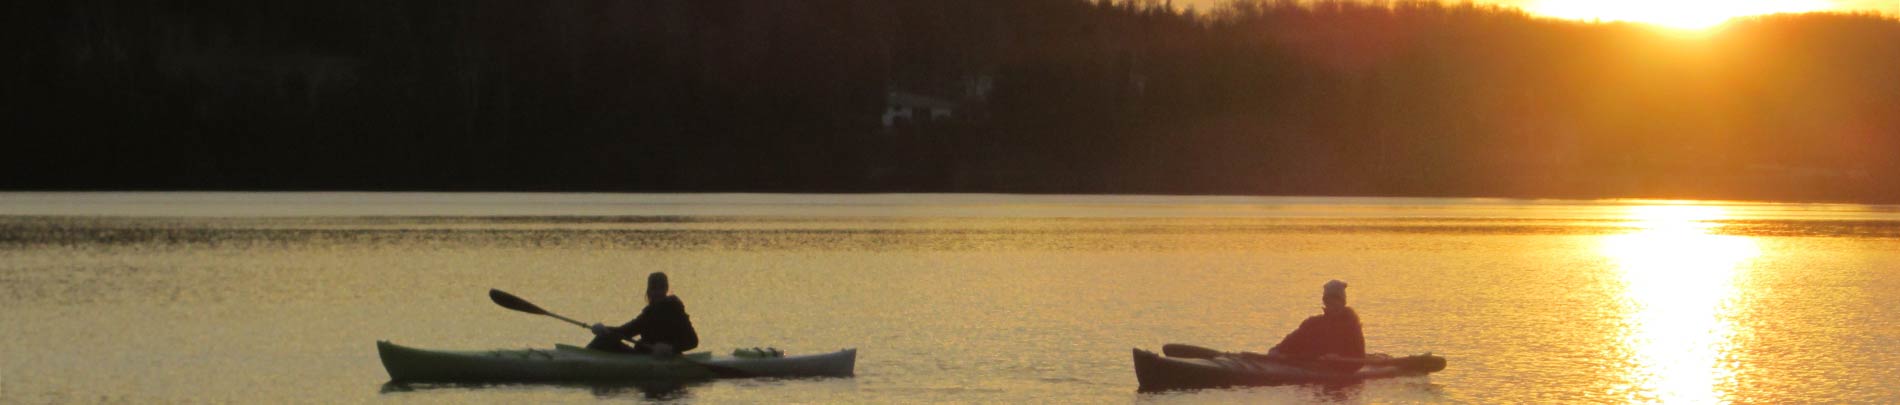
1172,0 -> 1893,29
1527,0 -> 1835,29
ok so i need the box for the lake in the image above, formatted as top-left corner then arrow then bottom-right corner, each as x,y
2,193 -> 1897,403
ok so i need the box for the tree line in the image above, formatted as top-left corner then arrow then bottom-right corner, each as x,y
5,0 -> 1898,202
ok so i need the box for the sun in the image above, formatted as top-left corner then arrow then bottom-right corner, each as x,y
1528,0 -> 1835,30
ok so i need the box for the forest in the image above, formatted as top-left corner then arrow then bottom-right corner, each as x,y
5,0 -> 1898,202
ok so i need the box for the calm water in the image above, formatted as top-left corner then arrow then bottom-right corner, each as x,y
2,193 -> 1898,403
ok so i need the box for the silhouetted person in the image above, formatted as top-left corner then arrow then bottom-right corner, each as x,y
1265,279 -> 1366,373
588,272 -> 699,356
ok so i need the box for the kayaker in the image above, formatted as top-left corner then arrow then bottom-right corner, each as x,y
587,272 -> 700,356
1263,279 -> 1365,373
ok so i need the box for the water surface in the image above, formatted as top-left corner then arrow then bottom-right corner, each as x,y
1,193 -> 1896,403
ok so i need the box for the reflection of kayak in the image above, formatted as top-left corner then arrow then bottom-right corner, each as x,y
377,340 -> 855,383
1132,347 -> 1446,391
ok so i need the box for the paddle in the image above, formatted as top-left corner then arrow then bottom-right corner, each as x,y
1160,343 -> 1445,371
1161,343 -> 1229,359
1161,343 -> 1283,361
489,289 -> 591,329
488,288 -> 754,377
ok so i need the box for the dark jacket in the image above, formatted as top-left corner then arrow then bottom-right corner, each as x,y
605,295 -> 699,352
1270,306 -> 1365,372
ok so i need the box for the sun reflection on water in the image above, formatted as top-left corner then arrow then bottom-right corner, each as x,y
1599,205 -> 1759,403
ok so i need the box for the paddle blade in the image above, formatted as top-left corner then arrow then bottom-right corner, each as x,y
489,289 -> 549,315
1390,354 -> 1448,373
1161,344 -> 1227,359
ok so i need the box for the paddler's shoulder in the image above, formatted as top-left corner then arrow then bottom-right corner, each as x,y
655,295 -> 686,310
1314,307 -> 1358,322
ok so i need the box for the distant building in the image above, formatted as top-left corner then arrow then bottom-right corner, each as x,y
883,91 -> 959,128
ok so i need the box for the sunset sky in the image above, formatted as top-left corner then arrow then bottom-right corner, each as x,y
1176,0 -> 1896,29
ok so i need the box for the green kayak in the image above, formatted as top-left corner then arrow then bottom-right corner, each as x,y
377,340 -> 856,383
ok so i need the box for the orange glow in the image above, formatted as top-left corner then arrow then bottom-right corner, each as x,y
1599,205 -> 1760,402
1528,0 -> 1834,29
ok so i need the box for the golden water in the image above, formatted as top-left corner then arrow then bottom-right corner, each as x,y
1,193 -> 1896,403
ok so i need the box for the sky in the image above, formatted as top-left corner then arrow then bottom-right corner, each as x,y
1171,0 -> 1897,28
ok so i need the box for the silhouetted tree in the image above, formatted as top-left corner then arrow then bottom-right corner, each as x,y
4,0 -> 1897,202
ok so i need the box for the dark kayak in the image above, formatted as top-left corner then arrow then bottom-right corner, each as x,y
1132,346 -> 1446,391
377,341 -> 856,383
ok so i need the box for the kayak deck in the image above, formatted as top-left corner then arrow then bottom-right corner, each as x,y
1133,348 -> 1445,391
379,341 -> 854,383
551,344 -> 857,378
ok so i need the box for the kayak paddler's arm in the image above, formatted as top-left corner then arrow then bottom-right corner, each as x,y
620,306 -> 659,339
590,322 -> 632,340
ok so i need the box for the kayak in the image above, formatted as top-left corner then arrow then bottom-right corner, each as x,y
555,344 -> 858,379
377,340 -> 855,383
1132,347 -> 1445,391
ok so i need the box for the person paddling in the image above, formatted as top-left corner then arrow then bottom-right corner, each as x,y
1263,279 -> 1366,373
587,272 -> 700,356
